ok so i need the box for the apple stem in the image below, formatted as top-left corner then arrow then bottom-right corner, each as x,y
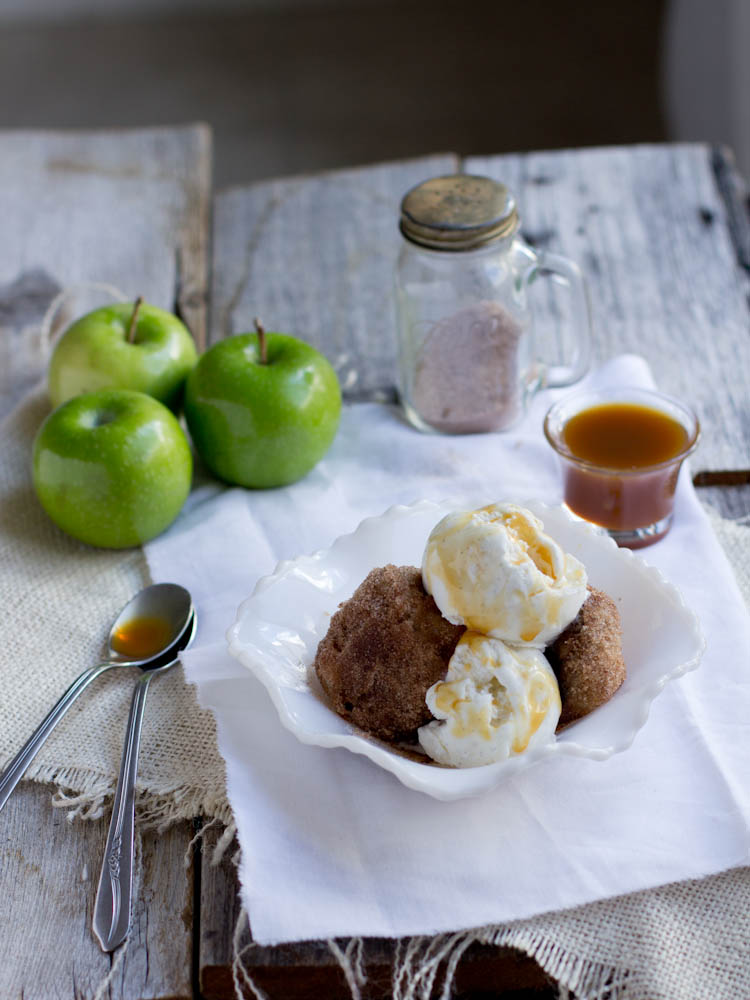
254,317 -> 268,365
127,296 -> 144,344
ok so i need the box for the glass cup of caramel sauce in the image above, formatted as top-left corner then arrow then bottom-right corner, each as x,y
544,388 -> 700,549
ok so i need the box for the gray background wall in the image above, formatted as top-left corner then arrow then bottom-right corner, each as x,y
662,0 -> 750,179
0,0 -> 746,187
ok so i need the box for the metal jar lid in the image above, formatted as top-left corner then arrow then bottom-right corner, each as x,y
399,174 -> 519,251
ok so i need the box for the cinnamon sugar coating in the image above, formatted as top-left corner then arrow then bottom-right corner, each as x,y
547,586 -> 626,730
313,564 -> 464,742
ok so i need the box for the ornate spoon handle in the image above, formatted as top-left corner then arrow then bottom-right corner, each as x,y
93,671 -> 153,952
0,662 -> 113,813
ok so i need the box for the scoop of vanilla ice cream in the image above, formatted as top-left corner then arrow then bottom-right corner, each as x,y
418,632 -> 561,767
422,502 -> 587,646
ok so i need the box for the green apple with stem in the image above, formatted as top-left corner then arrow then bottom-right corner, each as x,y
48,298 -> 198,410
184,319 -> 342,488
32,389 -> 193,549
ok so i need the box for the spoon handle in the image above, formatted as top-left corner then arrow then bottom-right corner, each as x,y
0,661 -> 114,813
93,671 -> 153,952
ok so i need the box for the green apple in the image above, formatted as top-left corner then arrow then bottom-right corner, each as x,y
183,323 -> 341,488
48,298 -> 198,410
32,389 -> 192,549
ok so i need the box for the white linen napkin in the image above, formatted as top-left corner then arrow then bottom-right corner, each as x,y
146,354 -> 750,946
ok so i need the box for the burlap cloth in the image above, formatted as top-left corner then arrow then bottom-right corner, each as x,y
0,385 -> 232,828
3,385 -> 748,999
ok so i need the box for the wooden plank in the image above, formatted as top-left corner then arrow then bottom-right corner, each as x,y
465,143 -> 750,475
711,146 -> 750,273
210,153 -> 460,397
0,784 -> 110,997
114,820 -> 195,1000
0,124 -> 211,418
211,143 -> 750,473
0,125 -> 210,1000
694,482 -> 750,521
0,783 -> 194,1000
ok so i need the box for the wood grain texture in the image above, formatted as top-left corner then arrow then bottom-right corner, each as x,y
0,783 -> 194,1000
0,124 -> 211,418
211,143 -> 749,473
694,482 -> 750,521
466,143 -> 750,474
112,818 -> 195,1000
209,154 -> 459,398
0,783 -> 110,998
711,146 -> 750,274
0,125 -> 211,1000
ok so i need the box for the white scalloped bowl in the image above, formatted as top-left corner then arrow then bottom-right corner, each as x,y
227,499 -> 705,800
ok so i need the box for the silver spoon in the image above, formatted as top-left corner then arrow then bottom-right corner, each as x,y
93,605 -> 197,952
0,582 -> 194,814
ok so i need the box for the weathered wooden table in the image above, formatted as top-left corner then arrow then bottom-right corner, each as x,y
1,125 -> 748,999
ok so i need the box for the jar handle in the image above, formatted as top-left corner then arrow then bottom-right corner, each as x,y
527,250 -> 592,387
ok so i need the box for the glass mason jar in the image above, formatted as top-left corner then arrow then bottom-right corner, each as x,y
395,174 -> 592,434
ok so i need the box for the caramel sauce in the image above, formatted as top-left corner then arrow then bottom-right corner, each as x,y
511,677 -> 559,755
111,616 -> 173,659
560,403 -> 690,543
562,403 -> 689,469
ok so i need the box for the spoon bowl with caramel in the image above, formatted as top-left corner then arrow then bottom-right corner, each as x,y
0,582 -> 194,813
93,597 -> 196,952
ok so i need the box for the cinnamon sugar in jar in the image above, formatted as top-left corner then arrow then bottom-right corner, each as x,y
395,174 -> 592,434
